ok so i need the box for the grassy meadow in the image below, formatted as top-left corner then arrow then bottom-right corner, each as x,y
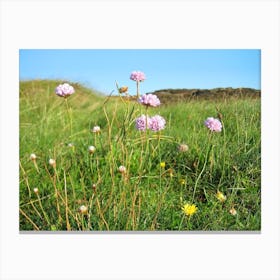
19,79 -> 261,231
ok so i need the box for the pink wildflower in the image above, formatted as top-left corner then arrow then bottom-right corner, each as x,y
130,71 -> 146,82
135,115 -> 151,131
55,83 -> 75,97
149,115 -> 166,131
204,117 -> 222,132
138,94 -> 160,107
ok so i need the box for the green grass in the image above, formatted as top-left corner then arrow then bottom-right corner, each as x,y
19,80 -> 261,231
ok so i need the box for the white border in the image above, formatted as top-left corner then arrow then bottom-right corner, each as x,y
1,0 -> 279,279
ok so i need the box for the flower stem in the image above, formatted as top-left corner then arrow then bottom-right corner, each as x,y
178,215 -> 185,230
64,98 -> 72,138
192,143 -> 211,202
136,81 -> 140,98
36,193 -> 51,227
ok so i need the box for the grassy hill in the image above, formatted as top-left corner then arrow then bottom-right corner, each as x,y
150,87 -> 261,104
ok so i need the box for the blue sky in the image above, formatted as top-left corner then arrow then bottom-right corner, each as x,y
19,49 -> 261,95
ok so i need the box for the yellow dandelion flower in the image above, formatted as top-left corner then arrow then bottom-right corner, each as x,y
160,162 -> 166,168
182,203 -> 197,216
216,191 -> 226,202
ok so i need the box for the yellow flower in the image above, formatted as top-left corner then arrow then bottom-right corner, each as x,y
179,179 -> 186,185
160,162 -> 166,168
182,203 -> 197,216
216,191 -> 226,202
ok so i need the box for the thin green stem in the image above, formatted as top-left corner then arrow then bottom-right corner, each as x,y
178,215 -> 185,230
192,142 -> 211,203
64,98 -> 72,138
36,193 -> 51,227
136,81 -> 140,98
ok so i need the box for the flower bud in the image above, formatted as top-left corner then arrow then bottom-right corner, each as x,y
229,207 -> 237,216
179,179 -> 186,185
118,165 -> 126,174
88,146 -> 96,154
91,126 -> 101,134
178,144 -> 189,152
79,205 -> 88,215
168,168 -> 174,178
30,153 -> 37,161
119,86 -> 128,93
49,158 -> 56,167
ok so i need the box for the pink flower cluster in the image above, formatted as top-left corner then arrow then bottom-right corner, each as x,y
130,71 -> 146,82
204,117 -> 222,132
138,94 -> 160,107
135,115 -> 151,131
149,115 -> 166,131
135,115 -> 166,132
55,83 -> 75,97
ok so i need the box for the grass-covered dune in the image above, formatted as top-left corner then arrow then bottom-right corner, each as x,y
152,87 -> 260,104
19,80 -> 261,231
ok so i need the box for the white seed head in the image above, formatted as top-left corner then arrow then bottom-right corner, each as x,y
33,187 -> 39,194
68,143 -> 74,148
178,144 -> 189,152
229,207 -> 237,216
79,205 -> 88,215
30,153 -> 37,160
88,146 -> 96,154
118,165 -> 126,173
92,126 -> 101,133
49,158 -> 56,167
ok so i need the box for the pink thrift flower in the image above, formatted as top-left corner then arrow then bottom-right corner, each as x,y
135,115 -> 151,131
138,94 -> 160,107
149,115 -> 166,131
130,71 -> 146,82
55,83 -> 75,97
204,117 -> 222,132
